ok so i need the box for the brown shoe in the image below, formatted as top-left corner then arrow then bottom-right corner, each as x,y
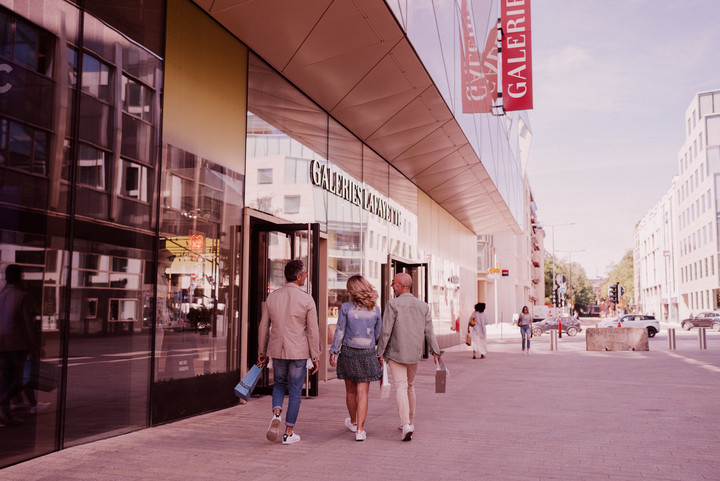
472,354 -> 476,359
480,354 -> 485,359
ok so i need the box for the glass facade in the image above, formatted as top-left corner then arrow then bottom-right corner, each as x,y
0,0 -> 503,468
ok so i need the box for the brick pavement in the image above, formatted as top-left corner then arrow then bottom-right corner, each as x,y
3,325 -> 720,480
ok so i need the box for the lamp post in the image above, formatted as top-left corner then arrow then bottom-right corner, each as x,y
547,223 -> 575,309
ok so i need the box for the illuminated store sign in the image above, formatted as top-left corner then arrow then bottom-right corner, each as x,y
310,159 -> 402,227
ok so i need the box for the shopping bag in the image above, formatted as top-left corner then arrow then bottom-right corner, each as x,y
380,362 -> 391,399
23,360 -> 58,392
234,363 -> 263,401
465,334 -> 472,346
435,357 -> 448,394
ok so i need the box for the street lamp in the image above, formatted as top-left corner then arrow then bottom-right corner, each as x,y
546,222 -> 575,308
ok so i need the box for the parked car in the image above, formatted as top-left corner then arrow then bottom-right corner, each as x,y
597,314 -> 660,338
531,316 -> 582,337
681,312 -> 720,331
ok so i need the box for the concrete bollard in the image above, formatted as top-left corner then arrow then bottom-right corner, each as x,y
550,329 -> 557,351
668,328 -> 676,350
699,327 -> 707,349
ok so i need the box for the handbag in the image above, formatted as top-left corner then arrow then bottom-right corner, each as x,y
465,333 -> 472,346
234,362 -> 263,401
435,357 -> 449,393
380,361 -> 391,399
23,360 -> 58,392
469,314 -> 477,327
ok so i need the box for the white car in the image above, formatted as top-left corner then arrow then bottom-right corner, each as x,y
598,314 -> 660,338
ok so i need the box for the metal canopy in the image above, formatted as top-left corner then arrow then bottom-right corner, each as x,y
197,0 -> 520,235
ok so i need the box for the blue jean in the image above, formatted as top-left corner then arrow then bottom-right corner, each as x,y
271,359 -> 306,427
520,325 -> 531,350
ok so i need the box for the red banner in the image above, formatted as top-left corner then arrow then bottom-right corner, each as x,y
459,0 -> 498,114
501,0 -> 533,111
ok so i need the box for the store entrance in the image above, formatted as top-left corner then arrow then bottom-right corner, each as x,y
244,209 -> 321,396
382,255 -> 430,356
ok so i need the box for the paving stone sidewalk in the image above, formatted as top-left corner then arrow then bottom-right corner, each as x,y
3,328 -> 720,480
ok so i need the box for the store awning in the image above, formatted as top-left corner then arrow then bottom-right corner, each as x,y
197,0 -> 520,235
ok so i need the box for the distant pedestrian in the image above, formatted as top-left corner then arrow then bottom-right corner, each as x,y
518,305 -> 532,355
329,275 -> 382,442
258,259 -> 320,445
468,302 -> 489,359
377,272 -> 442,442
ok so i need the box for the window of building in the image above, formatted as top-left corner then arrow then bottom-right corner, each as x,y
0,9 -> 55,75
283,195 -> 300,214
120,159 -> 149,201
258,168 -> 272,184
1,117 -> 49,175
77,143 -> 107,190
122,75 -> 152,122
82,53 -> 112,102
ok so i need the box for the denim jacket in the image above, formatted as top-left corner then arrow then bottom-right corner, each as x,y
329,302 -> 382,354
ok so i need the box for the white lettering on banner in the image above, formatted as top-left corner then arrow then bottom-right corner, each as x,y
459,0 -> 498,113
0,64 -> 12,94
501,0 -> 533,111
310,159 -> 402,227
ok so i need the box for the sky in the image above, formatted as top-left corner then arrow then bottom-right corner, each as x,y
527,0 -> 720,278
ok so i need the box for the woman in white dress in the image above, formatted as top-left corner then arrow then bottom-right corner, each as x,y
468,302 -> 489,359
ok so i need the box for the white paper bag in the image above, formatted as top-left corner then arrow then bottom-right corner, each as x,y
380,362 -> 391,399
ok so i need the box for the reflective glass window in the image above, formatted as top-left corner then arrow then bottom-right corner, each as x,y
120,159 -> 149,202
76,143 -> 107,190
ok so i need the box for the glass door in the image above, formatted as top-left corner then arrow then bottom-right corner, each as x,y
382,254 -> 429,357
247,217 -> 320,396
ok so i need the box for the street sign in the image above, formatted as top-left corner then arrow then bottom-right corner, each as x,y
501,269 -> 509,277
559,286 -> 566,294
556,274 -> 567,285
488,268 -> 500,273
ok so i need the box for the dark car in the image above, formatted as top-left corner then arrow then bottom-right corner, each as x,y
681,312 -> 720,332
531,316 -> 582,337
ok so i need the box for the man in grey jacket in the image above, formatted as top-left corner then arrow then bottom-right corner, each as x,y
377,272 -> 441,441
258,259 -> 320,445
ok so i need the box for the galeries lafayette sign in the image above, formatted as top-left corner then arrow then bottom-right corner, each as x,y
501,0 -> 533,111
309,159 -> 402,227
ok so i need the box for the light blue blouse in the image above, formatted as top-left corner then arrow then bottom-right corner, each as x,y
329,302 -> 382,354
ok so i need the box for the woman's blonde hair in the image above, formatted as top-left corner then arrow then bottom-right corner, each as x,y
346,275 -> 378,310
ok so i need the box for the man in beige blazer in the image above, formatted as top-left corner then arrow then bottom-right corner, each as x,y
258,259 -> 320,445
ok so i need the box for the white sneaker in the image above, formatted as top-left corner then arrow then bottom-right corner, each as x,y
282,433 -> 301,445
401,423 -> 413,441
344,417 -> 357,433
30,402 -> 52,414
355,430 -> 367,441
266,413 -> 281,442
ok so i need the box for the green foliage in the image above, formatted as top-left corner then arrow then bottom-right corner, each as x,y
601,249 -> 633,303
544,254 -> 596,309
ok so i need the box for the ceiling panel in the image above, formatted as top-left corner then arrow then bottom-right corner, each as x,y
200,0 -> 520,235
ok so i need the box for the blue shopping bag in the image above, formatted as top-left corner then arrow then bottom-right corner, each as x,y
234,363 -> 263,401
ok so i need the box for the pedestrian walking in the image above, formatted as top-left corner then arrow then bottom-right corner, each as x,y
377,272 -> 441,442
468,302 -> 489,359
518,305 -> 533,355
257,259 -> 320,445
0,265 -> 41,426
328,275 -> 382,442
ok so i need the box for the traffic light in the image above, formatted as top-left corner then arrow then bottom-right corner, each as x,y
608,283 -> 619,304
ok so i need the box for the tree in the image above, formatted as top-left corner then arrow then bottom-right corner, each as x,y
601,249 -> 633,305
544,254 -> 595,311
